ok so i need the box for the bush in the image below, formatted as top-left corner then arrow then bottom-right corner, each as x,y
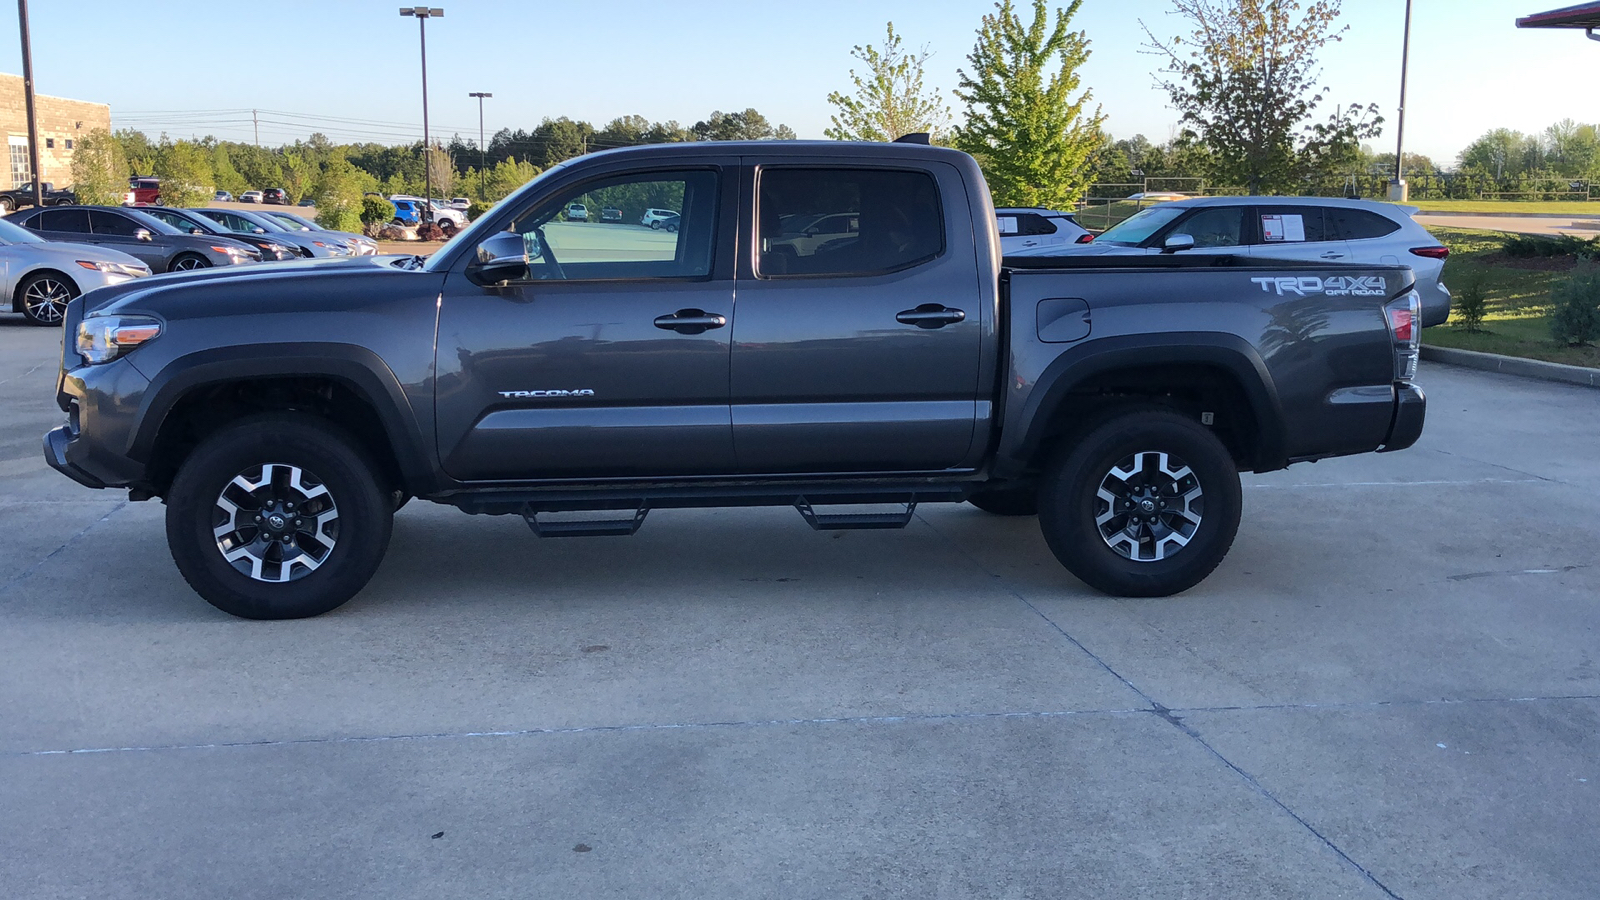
361,195 -> 395,226
467,200 -> 491,221
314,199 -> 362,233
1502,233 -> 1600,259
1453,276 -> 1489,333
1549,260 -> 1600,346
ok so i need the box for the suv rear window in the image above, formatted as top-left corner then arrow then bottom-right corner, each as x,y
758,168 -> 942,278
1327,208 -> 1400,241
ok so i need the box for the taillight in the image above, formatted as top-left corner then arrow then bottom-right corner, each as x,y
1409,246 -> 1449,260
1385,291 -> 1421,381
1076,233 -> 1095,244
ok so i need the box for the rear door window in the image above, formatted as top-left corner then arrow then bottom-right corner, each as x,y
1327,208 -> 1401,241
37,208 -> 90,233
1257,206 -> 1329,244
758,167 -> 943,277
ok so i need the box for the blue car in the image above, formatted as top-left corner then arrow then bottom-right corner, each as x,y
391,199 -> 422,226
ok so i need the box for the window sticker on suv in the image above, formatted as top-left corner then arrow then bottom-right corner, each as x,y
1261,214 -> 1306,242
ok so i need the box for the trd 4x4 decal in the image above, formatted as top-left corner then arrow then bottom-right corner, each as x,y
1250,276 -> 1389,297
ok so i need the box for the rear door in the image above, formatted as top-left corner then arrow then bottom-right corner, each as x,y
434,161 -> 739,481
1248,205 -> 1348,262
730,161 -> 985,473
26,207 -> 92,245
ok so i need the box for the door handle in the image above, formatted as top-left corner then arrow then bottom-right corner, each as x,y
895,304 -> 966,329
1320,251 -> 1346,259
653,308 -> 727,335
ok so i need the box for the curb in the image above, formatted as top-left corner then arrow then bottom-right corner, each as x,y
1413,210 -> 1600,221
1422,344 -> 1600,389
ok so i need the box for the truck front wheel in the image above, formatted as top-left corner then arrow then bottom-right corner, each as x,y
165,413 -> 394,619
1038,410 -> 1240,597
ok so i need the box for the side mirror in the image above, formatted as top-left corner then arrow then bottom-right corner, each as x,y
1161,233 -> 1195,254
253,227 -> 267,234
134,228 -> 153,242
465,231 -> 530,286
189,227 -> 203,234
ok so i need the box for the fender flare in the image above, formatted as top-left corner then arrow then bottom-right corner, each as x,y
128,343 -> 437,491
1006,332 -> 1289,472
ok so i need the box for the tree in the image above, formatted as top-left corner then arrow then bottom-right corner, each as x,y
279,151 -> 314,203
312,154 -> 370,232
825,22 -> 952,142
152,140 -> 213,208
486,156 -> 542,201
692,109 -> 796,142
426,144 -> 454,198
69,129 -> 129,206
953,0 -> 1106,208
1458,128 -> 1540,180
1143,0 -> 1382,193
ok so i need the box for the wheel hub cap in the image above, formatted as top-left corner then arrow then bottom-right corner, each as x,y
1093,451 -> 1204,563
212,463 -> 339,583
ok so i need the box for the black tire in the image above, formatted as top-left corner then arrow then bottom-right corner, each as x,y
16,271 -> 79,326
166,413 -> 394,619
0,197 -> 12,214
650,220 -> 660,230
169,253 -> 211,272
1037,409 -> 1240,597
968,486 -> 1039,516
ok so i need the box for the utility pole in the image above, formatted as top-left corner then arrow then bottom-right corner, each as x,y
17,0 -> 44,208
469,91 -> 491,200
253,109 -> 259,147
1389,0 -> 1413,202
401,7 -> 444,219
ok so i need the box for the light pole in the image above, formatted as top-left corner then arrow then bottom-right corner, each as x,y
469,91 -> 491,200
1389,0 -> 1413,202
17,0 -> 44,209
400,6 -> 443,220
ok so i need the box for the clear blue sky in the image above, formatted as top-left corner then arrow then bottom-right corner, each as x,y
0,0 -> 1593,164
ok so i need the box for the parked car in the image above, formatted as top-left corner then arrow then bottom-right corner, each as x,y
449,197 -> 471,210
640,208 -> 680,230
387,196 -> 466,232
769,211 -> 855,254
138,207 -> 302,261
600,206 -> 623,223
0,182 -> 78,213
297,197 -> 316,207
262,188 -> 289,205
239,190 -> 264,204
7,205 -> 262,272
125,177 -> 160,206
255,210 -> 378,255
0,215 -> 150,325
1009,196 -> 1453,327
213,190 -> 234,202
196,207 -> 351,257
995,207 -> 1093,255
566,202 -> 588,222
43,140 -> 1426,619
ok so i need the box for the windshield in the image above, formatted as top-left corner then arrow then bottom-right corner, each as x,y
1094,206 -> 1188,246
0,217 -> 43,244
266,212 -> 317,230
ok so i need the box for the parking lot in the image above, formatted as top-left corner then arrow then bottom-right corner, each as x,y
1,314 -> 1597,898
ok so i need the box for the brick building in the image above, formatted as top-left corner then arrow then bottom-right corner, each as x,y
0,73 -> 111,189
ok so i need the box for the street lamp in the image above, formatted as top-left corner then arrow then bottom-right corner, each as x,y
469,91 -> 492,200
400,6 -> 443,220
16,0 -> 44,210
1389,0 -> 1413,202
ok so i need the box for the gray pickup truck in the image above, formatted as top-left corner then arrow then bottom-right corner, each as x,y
45,140 -> 1426,619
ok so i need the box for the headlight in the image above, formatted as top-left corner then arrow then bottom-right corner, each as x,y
264,243 -> 293,257
76,314 -> 162,365
75,260 -> 150,277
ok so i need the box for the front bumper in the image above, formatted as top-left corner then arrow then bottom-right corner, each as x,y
44,425 -> 106,488
1379,382 -> 1426,452
43,357 -> 155,490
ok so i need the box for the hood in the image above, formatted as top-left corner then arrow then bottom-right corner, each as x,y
20,240 -> 148,267
82,254 -> 424,315
1005,240 -> 1146,258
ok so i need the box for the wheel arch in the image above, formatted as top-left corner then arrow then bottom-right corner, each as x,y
130,344 -> 437,496
1003,333 -> 1288,475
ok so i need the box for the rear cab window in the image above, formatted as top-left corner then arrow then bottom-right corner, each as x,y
757,167 -> 943,278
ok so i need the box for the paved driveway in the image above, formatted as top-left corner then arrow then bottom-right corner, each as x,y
2,315 -> 1597,899
1415,212 -> 1600,237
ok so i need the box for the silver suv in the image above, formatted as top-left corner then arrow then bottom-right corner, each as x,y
995,207 -> 1091,255
1013,197 -> 1453,326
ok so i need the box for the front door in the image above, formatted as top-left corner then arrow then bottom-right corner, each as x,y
730,163 -> 985,474
87,210 -> 166,270
435,164 -> 738,481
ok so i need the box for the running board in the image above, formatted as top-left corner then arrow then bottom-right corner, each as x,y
794,497 -> 917,531
523,505 -> 649,537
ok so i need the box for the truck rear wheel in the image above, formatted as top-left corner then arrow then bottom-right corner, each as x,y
165,413 -> 393,619
1038,409 -> 1240,597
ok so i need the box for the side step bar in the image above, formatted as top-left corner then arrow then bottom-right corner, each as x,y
523,505 -> 649,537
794,497 -> 917,531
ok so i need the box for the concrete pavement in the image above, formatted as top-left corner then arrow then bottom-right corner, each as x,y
1414,212 -> 1600,236
2,314 -> 1597,899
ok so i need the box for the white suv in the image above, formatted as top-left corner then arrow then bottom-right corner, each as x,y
640,208 -> 680,231
995,207 -> 1092,255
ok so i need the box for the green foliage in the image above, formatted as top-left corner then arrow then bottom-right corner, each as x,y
361,195 -> 396,226
1143,0 -> 1383,193
311,155 -> 367,232
69,129 -> 129,206
279,151 -> 314,204
691,109 -> 796,142
486,156 -> 542,201
114,128 -> 156,175
152,140 -> 214,208
1501,233 -> 1600,259
210,144 -> 249,196
1452,275 -> 1489,334
467,200 -> 491,221
953,0 -> 1106,208
825,22 -> 951,142
1550,261 -> 1600,346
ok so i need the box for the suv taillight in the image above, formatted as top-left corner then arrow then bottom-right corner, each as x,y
1409,246 -> 1449,260
1076,233 -> 1095,244
1385,291 -> 1421,381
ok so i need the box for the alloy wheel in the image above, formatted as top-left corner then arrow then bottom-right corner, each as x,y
22,277 -> 72,324
1092,450 -> 1204,562
213,463 -> 340,583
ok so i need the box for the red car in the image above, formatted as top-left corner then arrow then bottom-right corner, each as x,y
124,177 -> 160,206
